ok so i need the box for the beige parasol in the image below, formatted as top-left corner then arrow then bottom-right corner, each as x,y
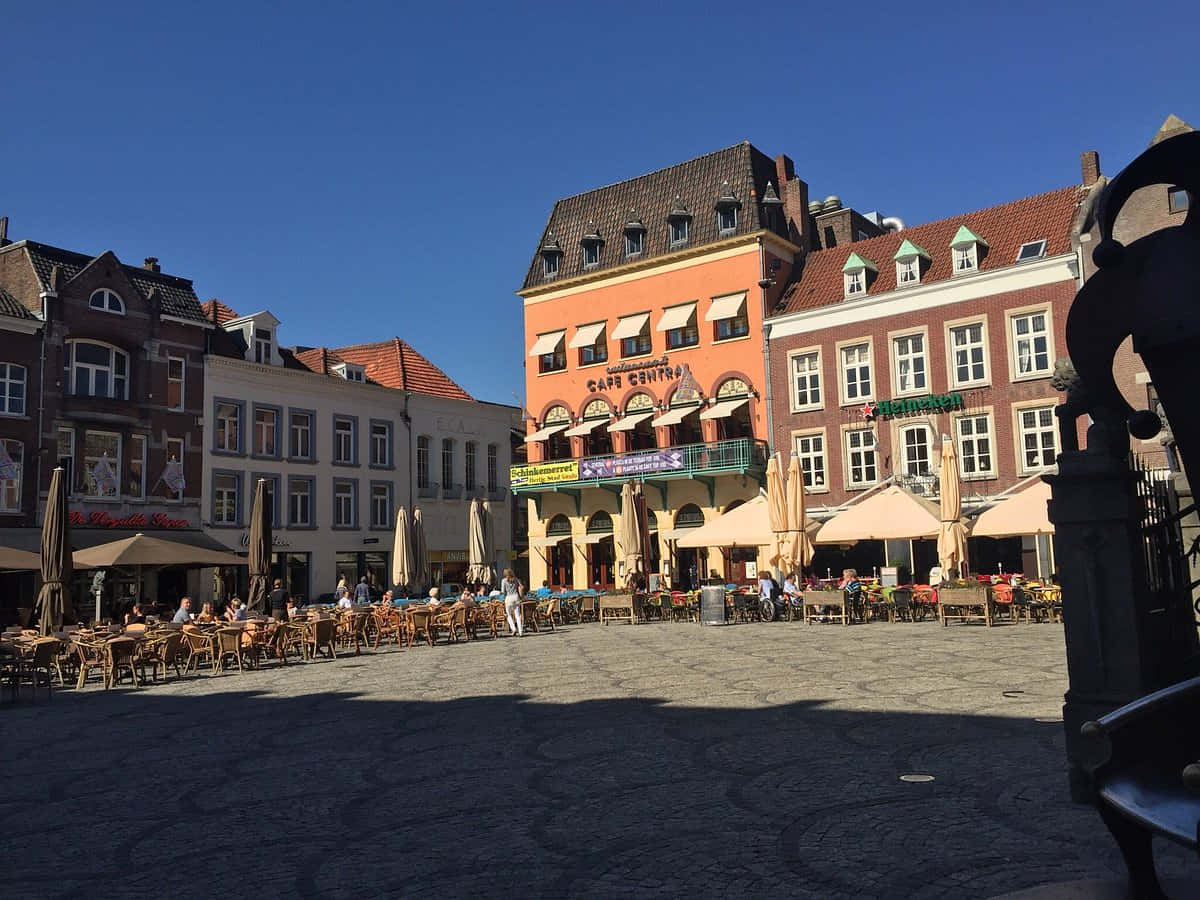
0,546 -> 43,571
765,455 -> 787,572
815,486 -> 942,543
466,498 -> 493,586
937,440 -> 969,578
411,508 -> 429,594
784,455 -> 815,575
972,480 -> 1054,538
71,534 -> 245,568
37,467 -> 72,634
392,506 -> 414,592
675,495 -> 821,549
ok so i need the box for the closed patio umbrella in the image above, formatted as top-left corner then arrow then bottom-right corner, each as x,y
784,455 -> 815,575
245,477 -> 272,614
466,498 -> 493,586
392,506 -> 414,592
37,467 -> 71,634
765,455 -> 787,572
618,481 -> 645,589
937,440 -> 969,579
412,508 -> 429,595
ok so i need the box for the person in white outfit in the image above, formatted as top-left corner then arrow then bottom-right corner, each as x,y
500,568 -> 524,636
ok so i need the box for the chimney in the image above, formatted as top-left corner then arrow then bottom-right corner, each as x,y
781,177 -> 810,251
1080,150 -> 1101,187
775,154 -> 795,187
143,256 -> 161,273
0,216 -> 9,247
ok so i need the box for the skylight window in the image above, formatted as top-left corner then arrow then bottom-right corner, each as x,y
1016,240 -> 1046,262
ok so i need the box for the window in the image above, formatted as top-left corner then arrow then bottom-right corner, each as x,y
83,431 -> 120,498
128,434 -> 146,500
1016,240 -> 1046,262
899,425 -> 932,476
89,288 -> 124,315
582,242 -> 601,268
950,323 -> 988,386
956,414 -> 994,477
892,334 -> 927,394
333,416 -> 355,464
1018,405 -> 1059,471
790,351 -> 822,410
666,322 -> 698,349
570,322 -> 608,366
166,356 -> 185,410
718,207 -> 737,233
369,421 -> 391,467
165,438 -> 184,501
417,436 -> 430,488
56,428 -> 75,497
842,253 -> 875,298
289,477 -> 313,527
620,321 -> 652,358
213,473 -> 240,524
68,341 -> 129,400
0,440 -> 22,512
1169,186 -> 1189,214
1011,311 -> 1051,377
543,253 -> 560,277
333,480 -> 356,527
670,218 -> 689,247
531,330 -> 567,374
254,328 -> 272,364
253,407 -> 278,457
793,433 -> 826,489
487,443 -> 498,493
465,441 -> 477,491
0,363 -> 26,415
214,401 -> 242,453
845,271 -> 864,295
715,310 -> 748,341
370,482 -> 392,529
289,411 -> 312,459
898,258 -> 918,284
845,429 -> 877,487
441,439 -> 455,489
840,343 -> 872,402
625,231 -> 643,257
954,247 -> 976,272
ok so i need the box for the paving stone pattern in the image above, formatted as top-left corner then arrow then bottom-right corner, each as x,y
2,621 -> 1193,898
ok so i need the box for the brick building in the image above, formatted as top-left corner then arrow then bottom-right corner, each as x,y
0,219 -> 213,615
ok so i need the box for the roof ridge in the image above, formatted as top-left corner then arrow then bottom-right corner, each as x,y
394,337 -> 409,390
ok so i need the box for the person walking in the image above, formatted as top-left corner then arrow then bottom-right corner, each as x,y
500,568 -> 525,637
353,576 -> 371,605
268,578 -> 289,621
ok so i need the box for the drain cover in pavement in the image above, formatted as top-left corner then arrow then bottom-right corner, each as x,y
899,774 -> 935,783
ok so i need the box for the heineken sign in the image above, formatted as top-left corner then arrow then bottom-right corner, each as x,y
862,393 -> 964,421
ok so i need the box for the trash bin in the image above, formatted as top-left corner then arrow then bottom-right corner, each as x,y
700,585 -> 730,625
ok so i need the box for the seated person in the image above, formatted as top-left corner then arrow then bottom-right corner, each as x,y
195,602 -> 217,624
380,590 -> 394,607
171,597 -> 193,624
534,580 -> 552,599
124,603 -> 147,626
782,574 -> 799,598
459,587 -> 476,607
758,574 -> 778,600
426,587 -> 441,608
337,591 -> 353,610
224,598 -> 248,622
283,597 -> 299,620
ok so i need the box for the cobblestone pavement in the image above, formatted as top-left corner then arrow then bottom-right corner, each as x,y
2,620 -> 1192,898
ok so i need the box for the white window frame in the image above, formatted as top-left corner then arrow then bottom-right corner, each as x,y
1008,306 -> 1054,381
843,269 -> 865,298
0,363 -> 26,416
1016,240 -> 1046,262
370,482 -> 391,529
289,412 -> 312,460
582,242 -> 601,268
166,355 -> 185,411
669,218 -> 690,247
837,339 -> 874,406
0,439 -> 22,512
625,231 -> 644,257
897,423 -> 934,478
844,427 -> 877,489
68,340 -> 129,400
370,421 -> 391,467
788,348 -> 823,412
253,407 -> 279,457
82,430 -> 121,499
946,318 -> 990,388
289,478 -> 313,527
953,244 -> 978,273
955,411 -> 995,479
253,327 -> 273,365
213,472 -> 239,524
214,401 -> 241,453
896,257 -> 920,286
718,207 -> 737,233
1014,402 -> 1060,474
441,438 -> 455,489
88,288 -> 125,315
890,330 -> 928,397
165,438 -> 184,502
791,429 -> 828,493
487,443 -> 498,494
333,417 -> 355,464
333,479 -> 356,527
465,441 -> 477,491
128,434 -> 147,500
57,428 -> 75,497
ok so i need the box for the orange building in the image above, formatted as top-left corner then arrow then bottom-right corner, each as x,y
515,142 -> 825,590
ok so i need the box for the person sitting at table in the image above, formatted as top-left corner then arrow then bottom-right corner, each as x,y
380,590 -> 394,607
284,597 -> 300,620
758,572 -> 778,600
534,580 -> 552,599
125,603 -> 147,626
224,598 -> 247,622
782,574 -> 799,598
171,597 -> 193,624
426,587 -> 441,608
337,590 -> 353,610
195,602 -> 217,624
458,586 -> 477,608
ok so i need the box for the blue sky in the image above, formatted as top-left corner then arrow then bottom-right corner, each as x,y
2,1 -> 1195,406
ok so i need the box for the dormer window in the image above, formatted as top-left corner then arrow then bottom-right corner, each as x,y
254,328 -> 273,365
950,225 -> 988,275
624,213 -> 646,258
580,222 -> 604,269
1016,239 -> 1046,262
893,239 -> 931,287
841,252 -> 877,299
760,181 -> 784,233
333,362 -> 365,382
714,181 -> 741,235
89,288 -> 125,315
668,196 -> 692,248
540,233 -> 563,279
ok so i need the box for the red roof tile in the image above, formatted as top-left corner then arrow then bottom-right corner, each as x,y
201,299 -> 240,325
773,185 -> 1086,316
289,338 -> 472,401
292,346 -> 329,374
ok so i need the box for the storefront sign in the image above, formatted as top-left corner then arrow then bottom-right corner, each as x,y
862,393 -> 964,420
510,459 -> 580,487
579,449 -> 685,480
69,510 -> 191,529
239,532 -> 292,548
587,356 -> 682,393
431,550 -> 468,563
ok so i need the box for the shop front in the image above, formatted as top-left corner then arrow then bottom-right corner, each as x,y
430,549 -> 468,591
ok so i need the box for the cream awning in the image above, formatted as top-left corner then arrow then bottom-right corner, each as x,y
650,404 -> 701,428
699,397 -> 749,420
705,292 -> 746,321
611,313 -> 650,340
530,535 -> 569,549
656,302 -> 697,332
815,485 -> 944,543
563,419 -> 605,438
568,321 -> 606,349
972,480 -> 1053,537
659,527 -> 702,542
673,495 -> 821,548
523,422 -> 570,443
528,330 -> 566,357
607,411 -> 655,433
577,533 -> 611,545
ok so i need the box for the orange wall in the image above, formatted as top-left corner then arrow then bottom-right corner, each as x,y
523,243 -> 781,455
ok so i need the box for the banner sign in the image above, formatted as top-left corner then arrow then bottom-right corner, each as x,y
509,459 -> 580,488
579,449 -> 685,480
862,393 -> 964,420
70,510 -> 191,529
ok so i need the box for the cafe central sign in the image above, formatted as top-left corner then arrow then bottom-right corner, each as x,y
861,392 -> 965,421
586,356 -> 682,393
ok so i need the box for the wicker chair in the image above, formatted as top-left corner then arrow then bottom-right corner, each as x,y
137,631 -> 184,682
183,628 -> 216,673
578,595 -> 598,623
307,618 -> 338,660
11,638 -> 59,700
339,611 -> 370,655
407,608 -> 435,647
534,599 -> 559,632
888,588 -> 914,623
214,628 -> 246,674
105,637 -> 141,688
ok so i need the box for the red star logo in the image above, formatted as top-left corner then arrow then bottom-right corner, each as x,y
860,403 -> 876,420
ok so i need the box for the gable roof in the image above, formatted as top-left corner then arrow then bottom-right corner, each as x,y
202,299 -> 240,325
521,141 -> 785,291
12,240 -> 206,321
772,184 -> 1085,317
292,338 -> 474,402
0,287 -> 37,321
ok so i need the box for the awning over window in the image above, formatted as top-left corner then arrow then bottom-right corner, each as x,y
705,292 -> 746,321
611,312 -> 650,340
607,411 -> 655,433
562,419 -> 605,438
699,397 -> 749,420
523,422 -> 569,443
650,404 -> 701,428
528,330 -> 566,357
567,321 -> 606,349
529,535 -> 569,549
656,302 -> 697,332
577,533 -> 611,545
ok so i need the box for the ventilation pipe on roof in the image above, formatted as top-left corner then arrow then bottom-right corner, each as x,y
881,216 -> 905,233
0,216 -> 9,246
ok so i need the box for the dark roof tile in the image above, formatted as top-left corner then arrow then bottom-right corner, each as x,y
0,287 -> 37,321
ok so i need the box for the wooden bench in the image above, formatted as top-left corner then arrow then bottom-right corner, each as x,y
599,593 -> 641,626
937,585 -> 993,626
1080,675 -> 1200,897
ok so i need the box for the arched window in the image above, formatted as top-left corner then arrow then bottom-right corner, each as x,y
0,363 -> 27,415
547,514 -> 572,536
543,405 -> 572,461
582,399 -> 611,420
716,378 -> 750,398
66,340 -> 129,400
714,378 -> 753,440
89,288 -> 125,315
625,393 -> 654,413
624,392 -> 656,451
674,504 -> 705,529
587,510 -> 614,534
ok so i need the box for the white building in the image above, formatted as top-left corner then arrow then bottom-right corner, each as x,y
196,302 -> 517,603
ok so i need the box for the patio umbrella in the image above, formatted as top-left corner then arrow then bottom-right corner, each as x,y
937,440 -> 969,579
618,481 -> 645,589
412,508 -> 429,594
71,534 -> 245,568
675,496 -> 821,548
466,498 -> 493,586
784,455 -> 815,575
37,466 -> 71,634
972,480 -> 1054,538
392,506 -> 414,592
245,477 -> 272,614
765,455 -> 787,572
815,486 -> 942,543
0,546 -> 43,571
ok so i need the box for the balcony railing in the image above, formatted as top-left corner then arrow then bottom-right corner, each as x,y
510,438 -> 769,492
